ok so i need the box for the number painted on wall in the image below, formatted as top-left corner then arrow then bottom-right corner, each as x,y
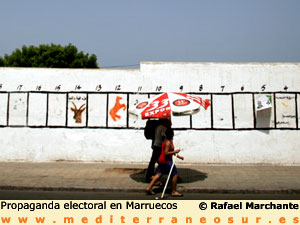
17,85 -> 23,91
95,84 -> 102,91
55,85 -> 61,91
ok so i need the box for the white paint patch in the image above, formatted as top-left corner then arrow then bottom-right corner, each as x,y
9,93 -> 27,126
213,95 -> 233,128
28,93 -> 47,126
0,93 -> 8,125
48,94 -> 67,126
88,94 -> 107,127
0,128 -> 298,163
234,94 -> 254,128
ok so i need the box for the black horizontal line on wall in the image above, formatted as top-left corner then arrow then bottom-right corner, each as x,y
0,126 -> 298,131
1,91 -> 300,95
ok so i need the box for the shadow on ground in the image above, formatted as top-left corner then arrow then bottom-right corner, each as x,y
121,168 -> 208,184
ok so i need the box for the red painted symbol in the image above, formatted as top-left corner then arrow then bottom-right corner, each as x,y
173,99 -> 190,107
136,101 -> 148,109
109,96 -> 126,122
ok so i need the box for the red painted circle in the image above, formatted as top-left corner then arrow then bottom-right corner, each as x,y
173,99 -> 190,106
136,101 -> 148,109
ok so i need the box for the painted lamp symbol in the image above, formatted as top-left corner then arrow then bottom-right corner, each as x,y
129,92 -> 211,120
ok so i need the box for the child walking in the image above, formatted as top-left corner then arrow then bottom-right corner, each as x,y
145,128 -> 184,197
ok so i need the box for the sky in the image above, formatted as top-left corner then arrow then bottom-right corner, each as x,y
0,0 -> 300,68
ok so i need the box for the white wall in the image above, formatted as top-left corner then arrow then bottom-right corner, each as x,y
0,62 -> 300,163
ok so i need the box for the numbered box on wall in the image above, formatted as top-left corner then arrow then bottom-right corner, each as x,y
233,94 -> 254,129
108,94 -> 127,127
275,93 -> 297,128
8,93 -> 28,126
128,93 -> 148,128
87,93 -> 107,127
48,94 -> 67,127
171,94 -> 191,129
192,94 -> 211,129
255,94 -> 275,128
0,93 -> 8,126
172,114 -> 190,129
212,95 -> 233,129
28,93 -> 47,126
67,93 -> 87,127
298,94 -> 300,129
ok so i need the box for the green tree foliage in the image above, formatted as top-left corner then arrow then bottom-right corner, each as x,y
0,57 -> 4,66
0,44 -> 99,68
